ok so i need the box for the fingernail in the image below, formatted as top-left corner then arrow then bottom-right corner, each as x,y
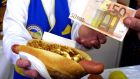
21,60 -> 29,67
91,40 -> 95,44
81,39 -> 85,43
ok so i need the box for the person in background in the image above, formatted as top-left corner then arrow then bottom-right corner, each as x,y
3,0 -> 106,79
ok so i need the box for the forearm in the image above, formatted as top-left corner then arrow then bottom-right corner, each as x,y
3,17 -> 32,64
3,35 -> 29,64
3,0 -> 31,64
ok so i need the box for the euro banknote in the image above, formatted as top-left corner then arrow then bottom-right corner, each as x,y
69,0 -> 136,41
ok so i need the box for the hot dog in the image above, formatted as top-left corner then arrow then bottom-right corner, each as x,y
79,60 -> 104,75
12,39 -> 104,79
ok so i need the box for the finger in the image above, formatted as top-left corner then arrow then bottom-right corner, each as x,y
135,9 -> 140,18
76,37 -> 101,49
81,39 -> 100,49
97,34 -> 107,44
123,17 -> 140,31
79,60 -> 104,75
76,38 -> 95,49
90,40 -> 100,49
80,39 -> 92,49
16,58 -> 31,68
75,37 -> 82,44
12,44 -> 19,53
23,69 -> 39,78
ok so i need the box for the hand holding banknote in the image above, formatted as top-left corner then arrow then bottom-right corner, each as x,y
123,9 -> 140,40
76,25 -> 106,49
69,0 -> 136,41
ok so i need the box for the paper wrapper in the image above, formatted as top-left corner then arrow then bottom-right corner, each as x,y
19,52 -> 52,79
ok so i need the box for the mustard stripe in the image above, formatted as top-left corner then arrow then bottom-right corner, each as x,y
62,24 -> 71,35
14,65 -> 25,76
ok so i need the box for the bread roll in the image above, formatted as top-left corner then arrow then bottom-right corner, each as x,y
13,39 -> 92,79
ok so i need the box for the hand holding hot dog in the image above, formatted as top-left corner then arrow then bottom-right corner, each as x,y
12,39 -> 104,79
16,58 -> 44,79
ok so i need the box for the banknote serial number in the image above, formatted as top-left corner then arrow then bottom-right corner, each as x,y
71,13 -> 85,22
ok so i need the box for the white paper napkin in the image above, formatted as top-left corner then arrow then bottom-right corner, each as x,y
19,52 -> 52,79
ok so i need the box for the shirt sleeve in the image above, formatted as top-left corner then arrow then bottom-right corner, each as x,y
68,0 -> 81,40
69,0 -> 95,51
3,0 -> 32,64
71,21 -> 81,40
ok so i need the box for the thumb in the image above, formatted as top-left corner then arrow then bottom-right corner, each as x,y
16,58 -> 31,68
124,17 -> 140,31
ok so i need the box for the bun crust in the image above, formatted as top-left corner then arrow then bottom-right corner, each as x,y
16,39 -> 92,79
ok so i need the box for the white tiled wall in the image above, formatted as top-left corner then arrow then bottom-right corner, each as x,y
87,37 -> 123,69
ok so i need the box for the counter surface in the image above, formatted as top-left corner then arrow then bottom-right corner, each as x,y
82,65 -> 140,79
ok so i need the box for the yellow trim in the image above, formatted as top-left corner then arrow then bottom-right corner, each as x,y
62,24 -> 71,35
14,65 -> 25,76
